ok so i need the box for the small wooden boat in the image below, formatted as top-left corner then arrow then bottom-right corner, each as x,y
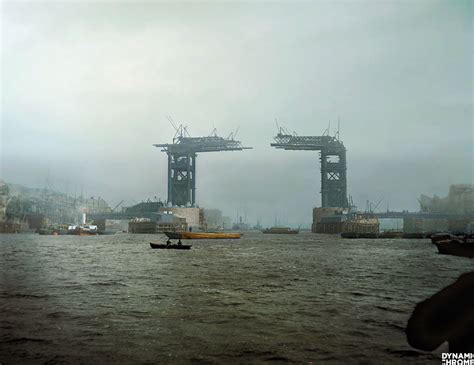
164,231 -> 241,240
435,240 -> 474,259
150,242 -> 192,250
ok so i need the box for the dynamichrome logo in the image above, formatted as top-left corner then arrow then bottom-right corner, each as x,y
442,353 -> 474,365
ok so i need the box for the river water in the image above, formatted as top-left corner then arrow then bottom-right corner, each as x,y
1,232 -> 473,364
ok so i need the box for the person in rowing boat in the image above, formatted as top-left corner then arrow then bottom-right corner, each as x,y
177,239 -> 182,246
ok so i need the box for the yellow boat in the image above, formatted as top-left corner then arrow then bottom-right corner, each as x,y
164,231 -> 241,240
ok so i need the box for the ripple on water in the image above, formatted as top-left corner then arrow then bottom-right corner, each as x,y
1,232 -> 472,364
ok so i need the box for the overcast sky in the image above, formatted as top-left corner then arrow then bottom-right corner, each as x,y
1,1 -> 472,226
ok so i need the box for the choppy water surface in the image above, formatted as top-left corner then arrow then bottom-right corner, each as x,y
1,232 -> 473,364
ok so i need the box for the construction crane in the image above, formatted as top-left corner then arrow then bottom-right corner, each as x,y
154,123 -> 252,207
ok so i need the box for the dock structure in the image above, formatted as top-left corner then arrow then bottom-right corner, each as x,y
154,125 -> 251,207
271,127 -> 348,208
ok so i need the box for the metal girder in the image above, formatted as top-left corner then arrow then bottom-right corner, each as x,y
154,136 -> 251,154
271,132 -> 348,208
167,153 -> 196,207
154,132 -> 251,207
271,134 -> 344,151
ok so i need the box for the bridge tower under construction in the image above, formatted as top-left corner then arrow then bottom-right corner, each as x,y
271,128 -> 348,208
154,125 -> 251,207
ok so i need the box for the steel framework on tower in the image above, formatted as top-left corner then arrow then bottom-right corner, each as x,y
154,125 -> 251,207
271,127 -> 348,208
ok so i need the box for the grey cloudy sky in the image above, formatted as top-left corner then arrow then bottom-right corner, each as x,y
1,1 -> 472,226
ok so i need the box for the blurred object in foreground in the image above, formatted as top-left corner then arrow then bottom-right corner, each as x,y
406,272 -> 474,352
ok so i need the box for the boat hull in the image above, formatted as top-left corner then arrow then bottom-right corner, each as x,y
38,227 -> 68,235
340,232 -> 379,239
341,232 -> 360,239
150,242 -> 192,250
164,231 -> 241,240
67,230 -> 98,236
379,231 -> 403,239
402,233 -> 428,239
435,240 -> 474,259
262,230 -> 299,234
431,233 -> 456,244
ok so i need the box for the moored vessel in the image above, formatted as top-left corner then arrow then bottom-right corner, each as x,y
67,224 -> 99,236
38,225 -> 68,235
378,231 -> 403,239
262,227 -> 299,234
430,232 -> 463,245
164,231 -> 241,240
435,239 -> 474,259
67,211 -> 98,235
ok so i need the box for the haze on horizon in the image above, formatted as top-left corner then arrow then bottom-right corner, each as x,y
1,1 -> 472,227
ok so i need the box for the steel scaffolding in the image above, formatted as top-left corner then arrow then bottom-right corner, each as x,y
154,125 -> 251,207
271,130 -> 348,208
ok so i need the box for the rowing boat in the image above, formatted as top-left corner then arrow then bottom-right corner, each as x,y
150,242 -> 192,250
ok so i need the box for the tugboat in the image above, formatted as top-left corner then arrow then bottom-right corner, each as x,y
67,224 -> 98,236
67,212 -> 98,236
